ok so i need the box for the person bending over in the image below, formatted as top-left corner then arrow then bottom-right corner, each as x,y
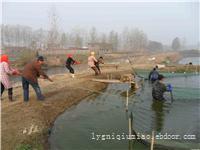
65,54 -> 80,78
88,52 -> 99,76
95,56 -> 104,74
22,56 -> 53,102
152,74 -> 172,101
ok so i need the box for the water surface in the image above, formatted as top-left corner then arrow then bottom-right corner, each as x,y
49,75 -> 200,150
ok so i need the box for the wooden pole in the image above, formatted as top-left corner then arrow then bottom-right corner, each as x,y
126,90 -> 129,111
196,65 -> 198,74
128,115 -> 132,135
150,131 -> 155,150
130,112 -> 133,134
128,112 -> 133,150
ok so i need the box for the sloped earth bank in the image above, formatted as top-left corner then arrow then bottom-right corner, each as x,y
1,68 -> 132,150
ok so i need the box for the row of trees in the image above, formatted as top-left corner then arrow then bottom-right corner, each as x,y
1,25 -> 182,52
1,6 -> 184,52
1,24 -> 150,51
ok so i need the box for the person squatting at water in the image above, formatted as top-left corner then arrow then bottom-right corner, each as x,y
88,51 -> 99,75
95,56 -> 104,74
22,56 -> 53,102
148,66 -> 159,83
65,54 -> 80,78
152,74 -> 173,101
0,54 -> 21,101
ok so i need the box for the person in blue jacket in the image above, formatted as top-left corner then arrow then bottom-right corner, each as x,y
149,66 -> 159,83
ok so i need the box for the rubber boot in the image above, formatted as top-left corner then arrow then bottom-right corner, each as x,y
8,94 -> 13,101
8,88 -> 14,101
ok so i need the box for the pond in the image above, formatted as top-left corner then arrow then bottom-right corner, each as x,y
11,64 -> 87,84
179,57 -> 200,65
49,75 -> 200,150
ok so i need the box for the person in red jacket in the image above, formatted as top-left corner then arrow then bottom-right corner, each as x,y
0,54 -> 21,101
65,54 -> 80,78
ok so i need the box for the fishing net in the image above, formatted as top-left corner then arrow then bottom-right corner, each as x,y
172,87 -> 200,100
129,73 -> 200,149
135,69 -> 200,79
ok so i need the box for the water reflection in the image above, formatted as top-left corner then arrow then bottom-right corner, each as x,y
151,101 -> 164,132
49,75 -> 200,150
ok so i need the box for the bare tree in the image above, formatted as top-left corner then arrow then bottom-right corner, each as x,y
47,6 -> 59,49
109,30 -> 119,51
121,27 -> 130,51
100,33 -> 107,43
89,27 -> 98,43
70,27 -> 84,47
60,33 -> 68,48
172,37 -> 181,51
121,27 -> 147,52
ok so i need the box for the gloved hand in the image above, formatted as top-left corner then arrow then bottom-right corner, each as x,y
167,84 -> 173,92
12,71 -> 17,75
12,69 -> 21,75
75,61 -> 81,65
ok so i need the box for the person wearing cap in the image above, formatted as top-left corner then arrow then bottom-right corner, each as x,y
0,54 -> 21,101
152,74 -> 172,101
65,54 -> 80,78
88,51 -> 99,75
22,56 -> 53,102
148,65 -> 159,83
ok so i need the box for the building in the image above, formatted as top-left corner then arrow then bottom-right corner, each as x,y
88,43 -> 113,55
38,47 -> 89,56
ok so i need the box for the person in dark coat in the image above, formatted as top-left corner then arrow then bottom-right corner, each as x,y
152,74 -> 172,101
22,56 -> 53,102
65,54 -> 80,78
95,56 -> 104,74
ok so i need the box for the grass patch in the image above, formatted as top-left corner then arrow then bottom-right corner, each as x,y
16,144 -> 32,150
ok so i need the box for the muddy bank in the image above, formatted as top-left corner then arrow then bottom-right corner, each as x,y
1,68 -> 132,150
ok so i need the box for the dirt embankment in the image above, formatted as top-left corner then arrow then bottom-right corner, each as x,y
131,51 -> 182,69
1,67 -> 132,150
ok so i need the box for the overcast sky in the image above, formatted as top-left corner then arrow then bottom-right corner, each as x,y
1,0 -> 199,45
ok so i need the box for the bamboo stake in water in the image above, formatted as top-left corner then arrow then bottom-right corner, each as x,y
150,131 -> 155,150
128,115 -> 132,136
170,91 -> 174,102
195,65 -> 198,74
126,90 -> 129,111
128,112 -> 133,150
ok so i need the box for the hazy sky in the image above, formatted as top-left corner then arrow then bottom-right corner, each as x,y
1,0 -> 199,45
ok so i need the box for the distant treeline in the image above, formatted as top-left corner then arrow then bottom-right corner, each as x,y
1,24 -> 180,52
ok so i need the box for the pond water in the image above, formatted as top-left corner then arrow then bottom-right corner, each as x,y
49,75 -> 200,150
179,57 -> 200,65
11,64 -> 87,84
